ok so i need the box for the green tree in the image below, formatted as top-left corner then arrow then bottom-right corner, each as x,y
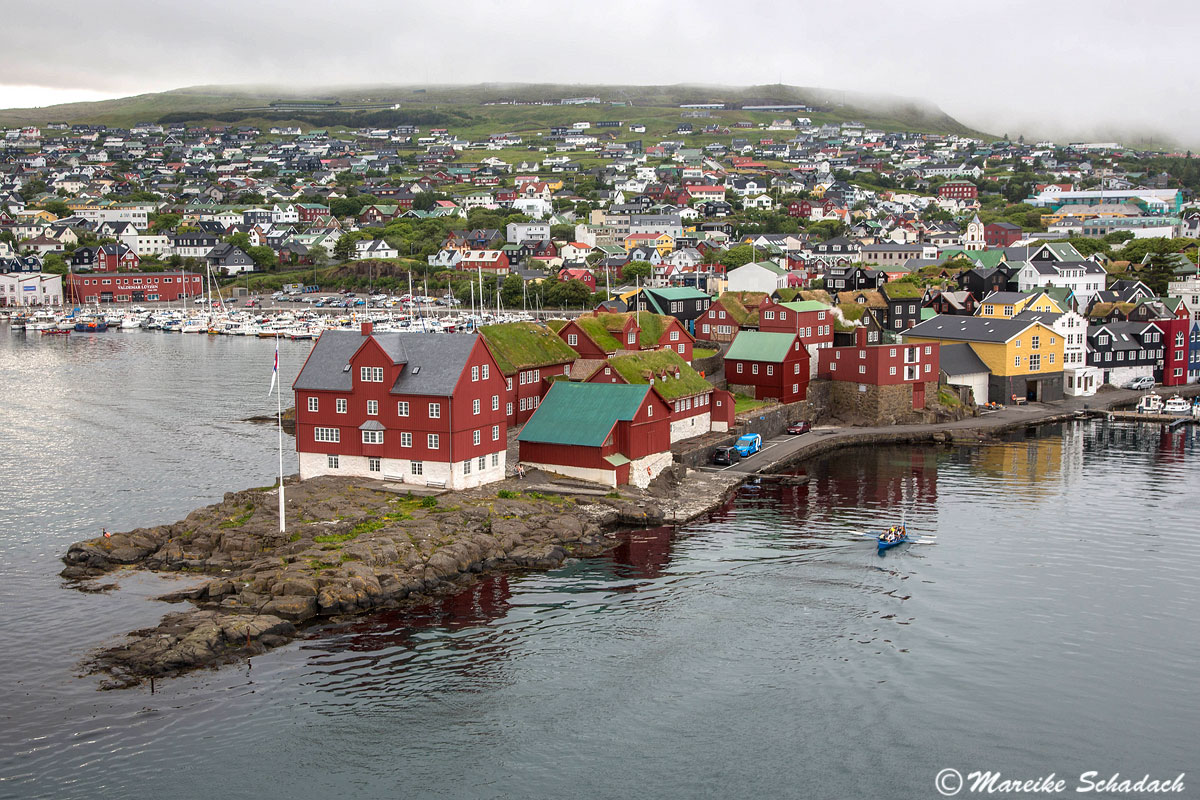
500,274 -> 524,307
550,224 -> 575,240
333,235 -> 357,262
225,232 -> 252,250
622,260 -> 653,281
150,213 -> 181,233
719,245 -> 760,269
42,254 -> 68,274
43,199 -> 71,218
245,245 -> 278,270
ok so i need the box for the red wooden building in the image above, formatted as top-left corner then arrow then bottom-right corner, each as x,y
1151,317 -> 1190,386
292,324 -> 509,489
478,321 -> 578,426
95,243 -> 140,272
517,381 -> 672,488
937,181 -> 978,201
554,311 -> 695,362
558,267 -> 596,290
984,222 -> 1023,248
67,271 -> 202,304
695,291 -> 766,343
723,330 -> 810,403
756,298 -> 836,350
816,327 -> 940,409
458,250 -> 510,274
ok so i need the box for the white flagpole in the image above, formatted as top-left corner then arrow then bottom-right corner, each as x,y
275,334 -> 286,532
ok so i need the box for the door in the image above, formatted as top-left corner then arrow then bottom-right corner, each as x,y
1027,380 -> 1039,402
912,382 -> 925,410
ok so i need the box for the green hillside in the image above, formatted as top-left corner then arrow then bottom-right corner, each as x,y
0,83 -> 990,139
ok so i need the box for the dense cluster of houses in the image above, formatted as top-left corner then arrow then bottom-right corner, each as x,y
3,109 -> 1200,486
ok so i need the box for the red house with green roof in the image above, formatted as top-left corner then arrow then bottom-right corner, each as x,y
517,382 -> 672,488
552,311 -> 694,361
724,330 -> 810,402
479,321 -> 578,426
570,348 -> 721,442
695,291 -> 766,343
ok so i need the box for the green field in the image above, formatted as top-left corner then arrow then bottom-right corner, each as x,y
0,82 -> 990,139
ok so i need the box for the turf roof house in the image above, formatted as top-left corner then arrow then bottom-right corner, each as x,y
551,311 -> 695,361
478,321 -> 578,426
292,324 -> 508,489
570,348 -> 733,441
517,382 -> 673,489
723,330 -> 811,403
695,291 -> 766,342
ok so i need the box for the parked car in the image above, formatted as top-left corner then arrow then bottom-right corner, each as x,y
786,420 -> 812,435
711,446 -> 741,466
1127,376 -> 1155,390
734,433 -> 762,457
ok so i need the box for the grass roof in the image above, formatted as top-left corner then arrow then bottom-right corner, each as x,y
837,302 -> 867,322
607,349 -> 712,401
882,281 -> 924,299
479,321 -> 578,375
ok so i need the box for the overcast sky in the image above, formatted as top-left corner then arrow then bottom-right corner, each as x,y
3,0 -> 1197,146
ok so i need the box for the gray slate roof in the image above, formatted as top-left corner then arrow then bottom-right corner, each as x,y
293,330 -> 480,396
938,342 -> 990,376
906,315 -> 1038,343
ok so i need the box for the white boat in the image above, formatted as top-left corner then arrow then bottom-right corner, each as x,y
1136,392 -> 1164,414
120,315 -> 143,329
1162,396 -> 1191,416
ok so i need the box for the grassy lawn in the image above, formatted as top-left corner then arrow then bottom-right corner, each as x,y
693,347 -> 718,359
734,394 -> 771,414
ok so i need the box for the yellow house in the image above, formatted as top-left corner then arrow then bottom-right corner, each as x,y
976,290 -> 1066,319
905,315 -> 1065,403
623,232 -> 674,256
543,178 -> 565,192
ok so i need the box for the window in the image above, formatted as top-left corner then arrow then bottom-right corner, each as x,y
1031,335 -> 1040,349
327,455 -> 339,469
736,363 -> 743,374
924,346 -> 932,355
427,433 -> 439,449
678,344 -> 685,354
473,429 -> 481,446
506,377 -> 513,391
492,453 -> 500,467
1014,356 -> 1021,367
464,459 -> 472,475
767,365 -> 773,375
314,427 -> 340,443
670,330 -> 679,341
1030,354 -> 1040,371
411,461 -> 423,476
429,402 -> 441,419
362,430 -> 384,444
397,401 -> 409,416
492,425 -> 500,441
627,332 -> 635,344
1015,339 -> 1021,348
491,394 -> 499,411
368,457 -> 381,473
401,432 -> 412,448
889,366 -> 897,376
1097,335 -> 1108,346
360,366 -> 383,382
367,400 -> 378,416
764,310 -> 775,320
752,364 -> 759,375
647,404 -> 652,417
473,398 -> 480,415
1049,353 -> 1055,364
307,397 -> 319,412
336,398 -> 347,414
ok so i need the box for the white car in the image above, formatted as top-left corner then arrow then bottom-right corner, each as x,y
1127,376 -> 1155,390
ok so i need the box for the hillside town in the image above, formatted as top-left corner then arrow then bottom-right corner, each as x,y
4,104 -> 1200,490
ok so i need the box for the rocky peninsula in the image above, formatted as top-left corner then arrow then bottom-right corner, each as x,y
61,469 -> 735,688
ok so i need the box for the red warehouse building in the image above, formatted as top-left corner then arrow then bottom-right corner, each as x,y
292,324 -> 509,489
517,381 -> 672,488
817,327 -> 940,410
724,330 -> 810,403
67,271 -> 202,303
478,321 -> 578,426
984,222 -> 1023,248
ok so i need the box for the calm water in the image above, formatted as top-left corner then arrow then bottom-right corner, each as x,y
1,329 -> 1197,799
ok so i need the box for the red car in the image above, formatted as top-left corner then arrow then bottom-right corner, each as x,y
786,421 -> 812,435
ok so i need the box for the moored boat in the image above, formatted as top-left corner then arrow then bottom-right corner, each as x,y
1162,396 -> 1191,416
1136,392 -> 1164,414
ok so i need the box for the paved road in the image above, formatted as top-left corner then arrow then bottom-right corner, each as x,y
693,384 -> 1200,476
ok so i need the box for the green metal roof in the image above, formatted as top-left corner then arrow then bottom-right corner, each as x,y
781,300 -> 832,312
646,287 -> 711,300
744,260 -> 787,275
725,331 -> 799,363
518,382 -> 650,447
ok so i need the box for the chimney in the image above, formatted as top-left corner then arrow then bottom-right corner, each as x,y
361,322 -> 373,336
856,327 -> 867,347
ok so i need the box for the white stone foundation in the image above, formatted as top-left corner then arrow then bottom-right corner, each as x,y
629,451 -> 674,489
670,411 -> 711,442
298,450 -> 506,490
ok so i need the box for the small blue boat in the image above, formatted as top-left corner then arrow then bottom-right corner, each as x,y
877,530 -> 910,551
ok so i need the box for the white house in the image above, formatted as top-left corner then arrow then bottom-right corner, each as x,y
355,239 -> 398,260
726,261 -> 789,293
1015,261 -> 1107,308
506,222 -> 551,243
512,198 -> 552,219
0,272 -> 62,307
